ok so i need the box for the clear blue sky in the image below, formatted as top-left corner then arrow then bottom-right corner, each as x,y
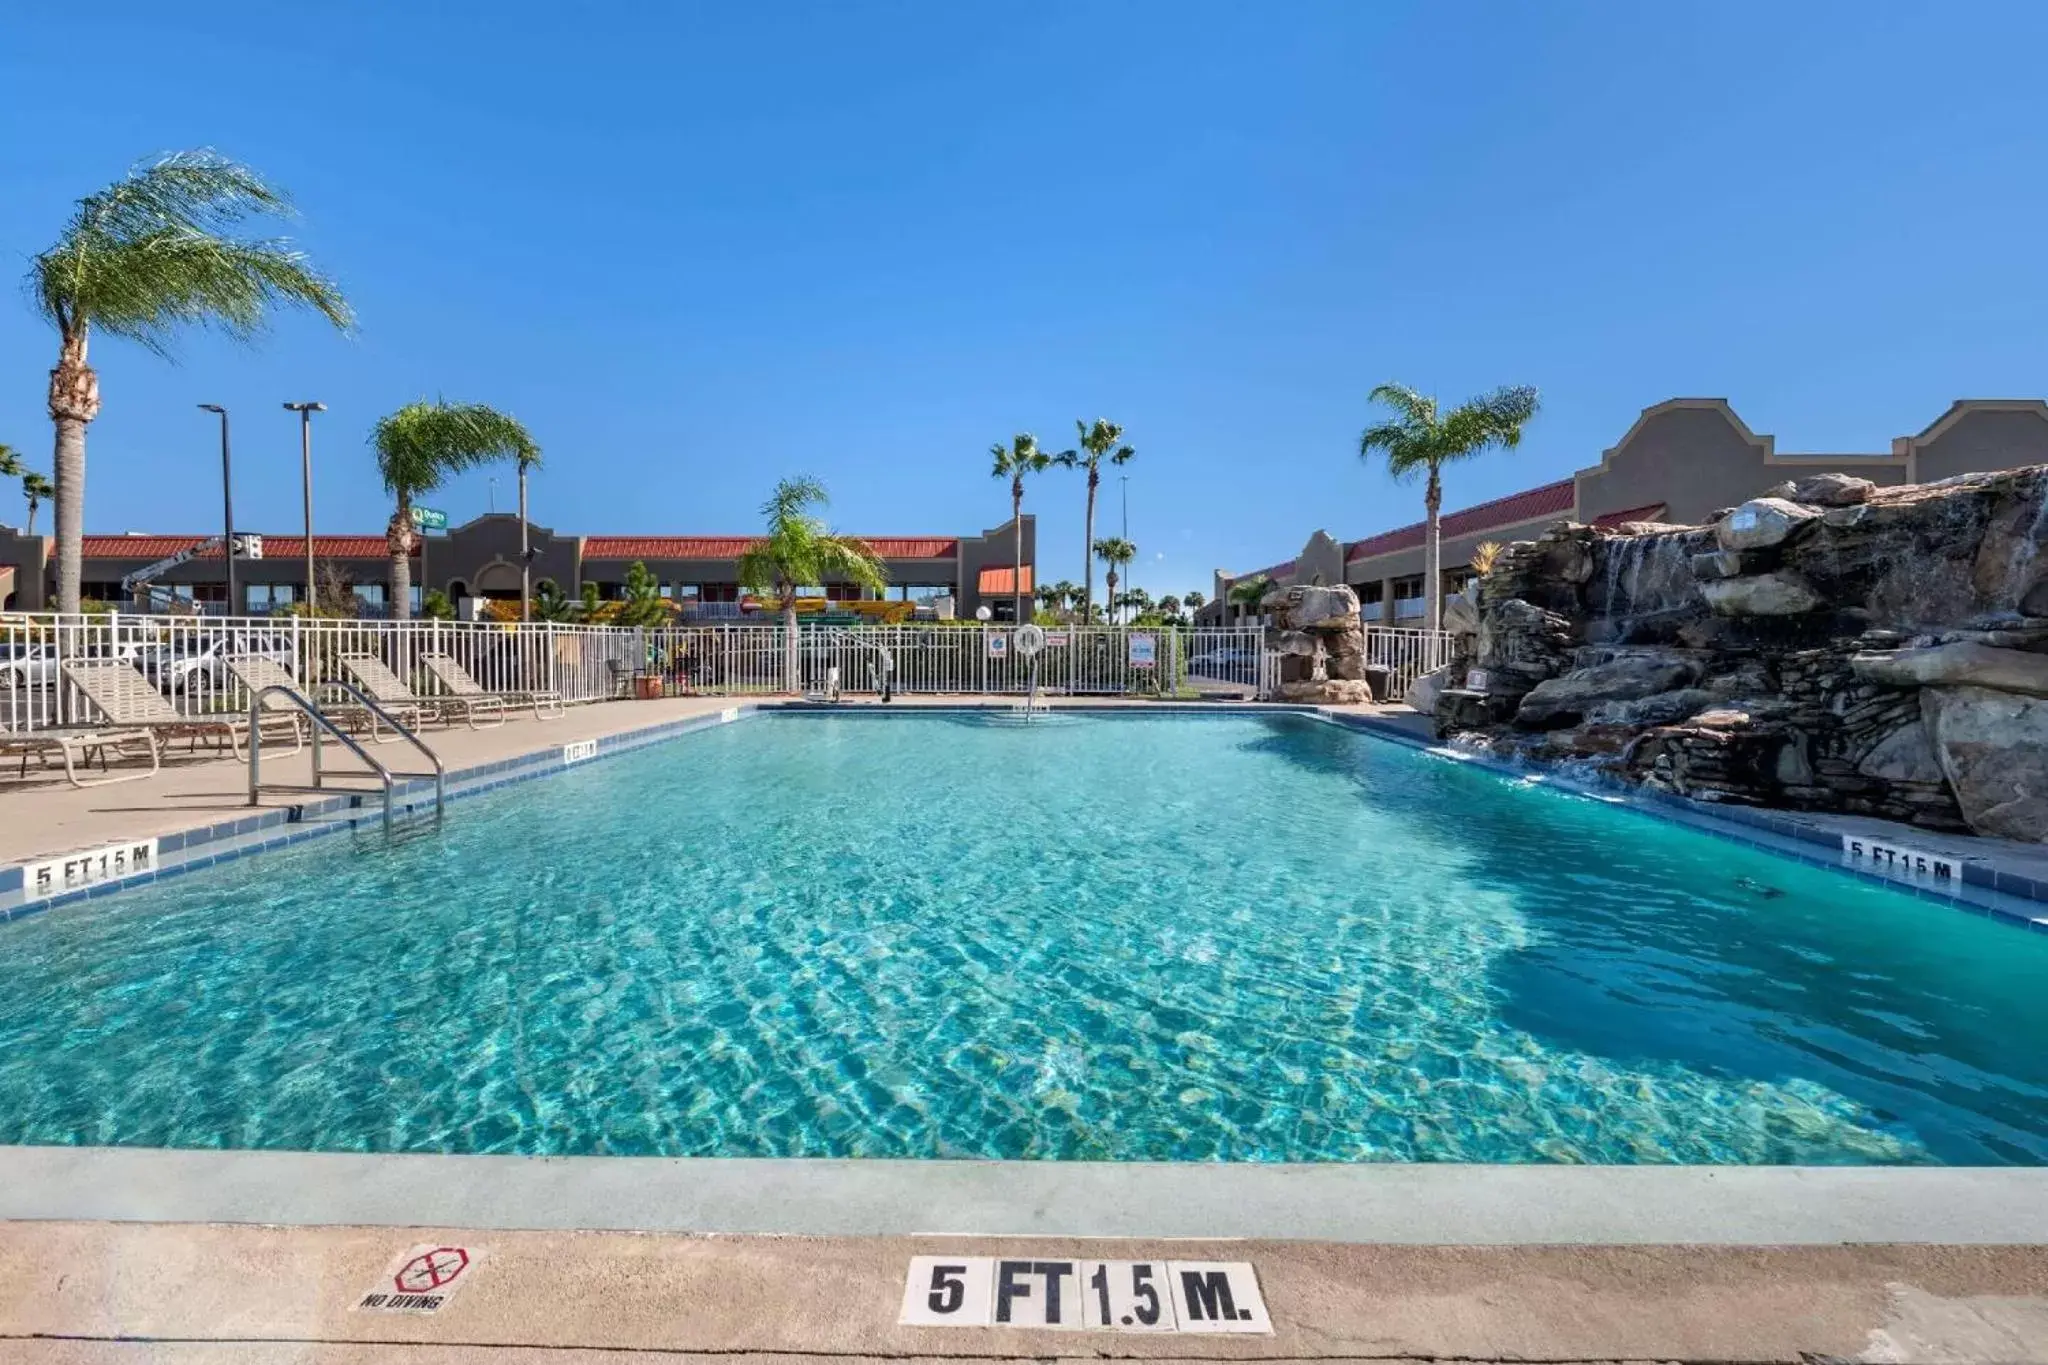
3,2 -> 2045,599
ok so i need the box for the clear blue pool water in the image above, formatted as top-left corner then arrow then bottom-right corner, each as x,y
1,711 -> 2044,1164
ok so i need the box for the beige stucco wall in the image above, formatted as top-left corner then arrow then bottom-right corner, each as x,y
1571,399 -> 1911,528
1905,403 -> 2048,483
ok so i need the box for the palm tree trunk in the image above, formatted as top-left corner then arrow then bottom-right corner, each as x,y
46,327 -> 99,616
518,464 -> 532,622
1012,479 -> 1024,625
26,496 -> 40,538
388,500 -> 416,621
1107,569 -> 1119,627
1083,465 -> 1098,624
1423,463 -> 1443,634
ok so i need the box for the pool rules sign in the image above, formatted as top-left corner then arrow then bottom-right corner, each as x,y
899,1257 -> 1270,1334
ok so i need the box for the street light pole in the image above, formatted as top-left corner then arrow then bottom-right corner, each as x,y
199,405 -> 235,614
283,402 -> 325,613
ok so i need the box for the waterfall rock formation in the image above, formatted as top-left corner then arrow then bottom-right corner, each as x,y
1428,464 -> 2048,843
1264,584 -> 1379,703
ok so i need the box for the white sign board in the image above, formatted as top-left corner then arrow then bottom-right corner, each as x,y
353,1243 -> 481,1315
16,837 -> 158,899
1842,834 -> 1958,882
1129,633 -> 1157,668
561,739 -> 598,765
988,634 -> 1009,659
898,1258 -> 1268,1335
1046,630 -> 1070,647
1465,668 -> 1491,691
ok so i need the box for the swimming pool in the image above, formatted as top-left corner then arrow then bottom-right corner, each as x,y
0,711 -> 2043,1165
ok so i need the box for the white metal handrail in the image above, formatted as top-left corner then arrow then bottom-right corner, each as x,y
246,681 -> 446,829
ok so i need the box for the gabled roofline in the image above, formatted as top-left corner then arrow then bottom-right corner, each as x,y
1894,399 -> 2048,455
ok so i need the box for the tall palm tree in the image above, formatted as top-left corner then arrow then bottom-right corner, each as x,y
737,476 -> 887,691
1358,382 -> 1539,632
990,433 -> 1051,623
1183,590 -> 1206,614
22,472 -> 54,537
1053,419 -> 1134,624
516,444 -> 543,621
1093,536 -> 1135,625
372,401 -> 537,620
28,150 -> 351,614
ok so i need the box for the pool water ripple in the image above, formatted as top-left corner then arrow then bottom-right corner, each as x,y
1,712 -> 2044,1163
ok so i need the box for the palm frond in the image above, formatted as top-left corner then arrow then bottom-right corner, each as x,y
29,149 -> 352,351
0,444 -> 22,480
371,400 -> 536,501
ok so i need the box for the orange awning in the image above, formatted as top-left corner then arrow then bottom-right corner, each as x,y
977,566 -> 1033,595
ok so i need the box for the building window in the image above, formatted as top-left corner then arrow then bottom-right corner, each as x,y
247,584 -> 299,612
1357,580 -> 1385,606
1391,575 -> 1426,619
895,583 -> 953,604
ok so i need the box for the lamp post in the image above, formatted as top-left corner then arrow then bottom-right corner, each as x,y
283,402 -> 325,613
198,405 -> 235,614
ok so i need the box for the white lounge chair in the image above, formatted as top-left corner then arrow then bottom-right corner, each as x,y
0,727 -> 160,787
61,659 -> 299,760
339,653 -> 504,729
422,652 -> 562,720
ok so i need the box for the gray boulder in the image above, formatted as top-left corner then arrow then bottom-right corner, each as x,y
1405,661 -> 1459,715
1763,472 -> 1877,508
1441,590 -> 1480,636
1856,720 -> 1947,785
1921,686 -> 2048,842
1700,571 -> 1825,616
1716,497 -> 1821,552
1514,654 -> 1698,730
1850,641 -> 2048,698
1270,584 -> 1361,633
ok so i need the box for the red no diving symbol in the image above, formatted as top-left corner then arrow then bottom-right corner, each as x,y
394,1247 -> 469,1294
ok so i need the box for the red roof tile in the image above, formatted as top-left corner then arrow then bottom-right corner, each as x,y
581,535 -> 957,560
1346,479 -> 1576,562
80,534 -> 408,560
1591,503 -> 1668,528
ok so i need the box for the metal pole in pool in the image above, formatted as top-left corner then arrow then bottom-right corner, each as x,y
200,405 -> 235,613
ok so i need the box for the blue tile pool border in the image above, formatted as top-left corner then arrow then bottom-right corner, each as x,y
5,700 -> 2045,930
1314,709 -> 2048,932
0,704 -> 762,921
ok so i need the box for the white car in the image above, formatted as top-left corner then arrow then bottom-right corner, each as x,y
0,643 -> 58,689
145,632 -> 295,695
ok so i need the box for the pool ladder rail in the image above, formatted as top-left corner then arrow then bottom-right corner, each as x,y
246,681 -> 447,829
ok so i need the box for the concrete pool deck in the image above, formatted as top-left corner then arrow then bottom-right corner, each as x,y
4,1219 -> 2047,1364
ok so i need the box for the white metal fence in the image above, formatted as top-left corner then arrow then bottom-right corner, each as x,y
645,624 -> 1273,698
0,614 -> 638,734
0,615 -> 1276,732
1362,625 -> 1457,697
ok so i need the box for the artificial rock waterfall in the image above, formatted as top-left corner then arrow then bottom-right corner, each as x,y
1417,465 -> 2048,843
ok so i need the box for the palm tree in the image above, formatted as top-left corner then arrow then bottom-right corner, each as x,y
1358,382 -> 1539,632
737,476 -> 887,691
1093,536 -> 1135,625
1157,594 -> 1182,622
990,433 -> 1052,623
1053,419 -> 1135,624
1228,574 -> 1270,624
22,472 -> 54,537
372,401 -> 537,620
1183,590 -> 1206,615
28,150 -> 351,614
0,444 -> 22,483
516,444 -> 543,621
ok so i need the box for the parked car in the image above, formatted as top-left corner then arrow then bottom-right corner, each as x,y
0,642 -> 58,689
144,632 -> 295,695
1189,645 -> 1259,675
